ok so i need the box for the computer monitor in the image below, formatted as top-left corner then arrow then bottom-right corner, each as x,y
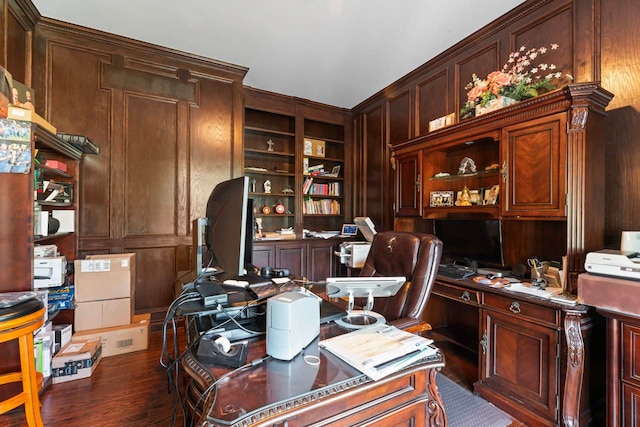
204,176 -> 254,277
433,219 -> 504,267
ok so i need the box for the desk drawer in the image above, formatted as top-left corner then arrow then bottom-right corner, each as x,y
433,282 -> 480,305
483,292 -> 560,327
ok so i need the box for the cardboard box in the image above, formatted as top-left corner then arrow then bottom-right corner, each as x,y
52,338 -> 102,384
44,160 -> 67,172
52,324 -> 73,352
51,210 -> 75,233
72,313 -> 150,358
74,253 -> 135,302
74,298 -> 132,331
7,105 -> 57,134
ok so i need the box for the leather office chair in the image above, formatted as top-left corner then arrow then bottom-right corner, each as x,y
358,231 -> 442,332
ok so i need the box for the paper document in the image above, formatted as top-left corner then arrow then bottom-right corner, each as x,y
504,282 -> 562,298
319,324 -> 439,381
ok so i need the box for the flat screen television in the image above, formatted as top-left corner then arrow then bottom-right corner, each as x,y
205,176 -> 254,277
433,219 -> 504,268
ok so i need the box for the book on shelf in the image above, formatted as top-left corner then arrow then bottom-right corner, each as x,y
319,324 -> 439,381
303,177 -> 314,194
303,198 -> 340,215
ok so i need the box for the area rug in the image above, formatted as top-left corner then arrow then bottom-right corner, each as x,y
436,374 -> 514,426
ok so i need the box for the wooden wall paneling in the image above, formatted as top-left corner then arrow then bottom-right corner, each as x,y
387,88 -> 411,145
416,70 -> 449,137
2,0 -> 37,82
360,102 -> 389,230
509,2 -> 574,84
455,43 -> 500,114
32,19 -> 247,325
601,0 -> 640,247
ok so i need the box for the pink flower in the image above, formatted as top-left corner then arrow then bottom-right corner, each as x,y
467,85 -> 486,101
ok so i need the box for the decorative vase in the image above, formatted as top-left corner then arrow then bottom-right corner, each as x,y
475,96 -> 517,116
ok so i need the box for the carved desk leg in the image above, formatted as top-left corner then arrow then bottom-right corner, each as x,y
427,367 -> 448,426
563,309 -> 585,427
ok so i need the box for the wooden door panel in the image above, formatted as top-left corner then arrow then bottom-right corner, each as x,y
502,113 -> 566,217
482,309 -> 559,420
276,244 -> 305,277
395,152 -> 421,217
307,242 -> 334,282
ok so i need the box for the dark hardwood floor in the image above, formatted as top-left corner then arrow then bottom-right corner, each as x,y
1,328 -> 521,427
0,330 -> 187,427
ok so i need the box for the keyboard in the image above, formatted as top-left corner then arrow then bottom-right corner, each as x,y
437,264 -> 476,280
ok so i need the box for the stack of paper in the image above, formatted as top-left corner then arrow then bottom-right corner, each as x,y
319,324 -> 439,381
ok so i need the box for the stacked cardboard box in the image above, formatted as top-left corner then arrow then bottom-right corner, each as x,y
72,313 -> 150,358
74,253 -> 135,331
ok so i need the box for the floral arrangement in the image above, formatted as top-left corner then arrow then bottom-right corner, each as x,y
460,44 -> 573,119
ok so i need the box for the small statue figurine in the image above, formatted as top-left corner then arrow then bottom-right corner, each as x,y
263,179 -> 272,194
455,186 -> 473,206
255,217 -> 263,239
266,139 -> 274,152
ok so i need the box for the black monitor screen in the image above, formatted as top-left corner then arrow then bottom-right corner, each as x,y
433,219 -> 504,267
205,177 -> 253,276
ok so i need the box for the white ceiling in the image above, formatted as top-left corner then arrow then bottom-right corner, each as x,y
31,0 -> 524,109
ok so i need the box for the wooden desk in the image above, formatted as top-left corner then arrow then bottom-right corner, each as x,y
425,277 -> 605,426
182,322 -> 447,426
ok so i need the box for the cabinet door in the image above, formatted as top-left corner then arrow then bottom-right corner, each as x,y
306,242 -> 335,282
480,308 -> 559,422
252,244 -> 275,269
394,151 -> 422,217
501,113 -> 566,217
275,244 -> 306,277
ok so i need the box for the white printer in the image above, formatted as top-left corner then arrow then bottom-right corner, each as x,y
34,256 -> 66,288
584,249 -> 640,280
335,217 -> 376,269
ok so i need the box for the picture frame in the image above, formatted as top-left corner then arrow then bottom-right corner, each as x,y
484,184 -> 500,205
429,190 -> 454,207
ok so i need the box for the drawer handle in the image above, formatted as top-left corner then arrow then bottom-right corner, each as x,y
461,291 -> 471,301
509,301 -> 521,314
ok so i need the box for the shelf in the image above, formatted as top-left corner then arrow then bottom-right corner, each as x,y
35,232 -> 74,243
429,169 -> 500,182
37,201 -> 73,207
250,192 -> 294,197
33,125 -> 82,160
245,125 -> 295,137
244,169 -> 294,176
304,194 -> 342,199
422,205 -> 500,219
245,148 -> 295,158
36,164 -> 73,179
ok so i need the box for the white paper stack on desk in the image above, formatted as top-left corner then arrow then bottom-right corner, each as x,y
319,324 -> 438,381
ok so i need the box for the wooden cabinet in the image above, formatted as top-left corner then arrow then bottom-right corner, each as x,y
253,239 -> 337,282
394,151 -> 422,217
301,118 -> 346,233
622,322 -> 640,426
428,278 -> 601,426
501,113 -> 566,217
244,108 -> 296,232
391,83 -> 613,292
479,294 -> 561,425
243,88 -> 350,236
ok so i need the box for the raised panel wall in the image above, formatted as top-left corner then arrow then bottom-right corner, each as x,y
32,19 -> 246,325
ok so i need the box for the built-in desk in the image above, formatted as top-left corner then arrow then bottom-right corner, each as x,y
425,276 -> 605,426
181,321 -> 446,426
579,273 -> 640,427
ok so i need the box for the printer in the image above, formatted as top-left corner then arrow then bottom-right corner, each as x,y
584,249 -> 640,280
335,217 -> 376,269
34,256 -> 66,288
266,291 -> 319,361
